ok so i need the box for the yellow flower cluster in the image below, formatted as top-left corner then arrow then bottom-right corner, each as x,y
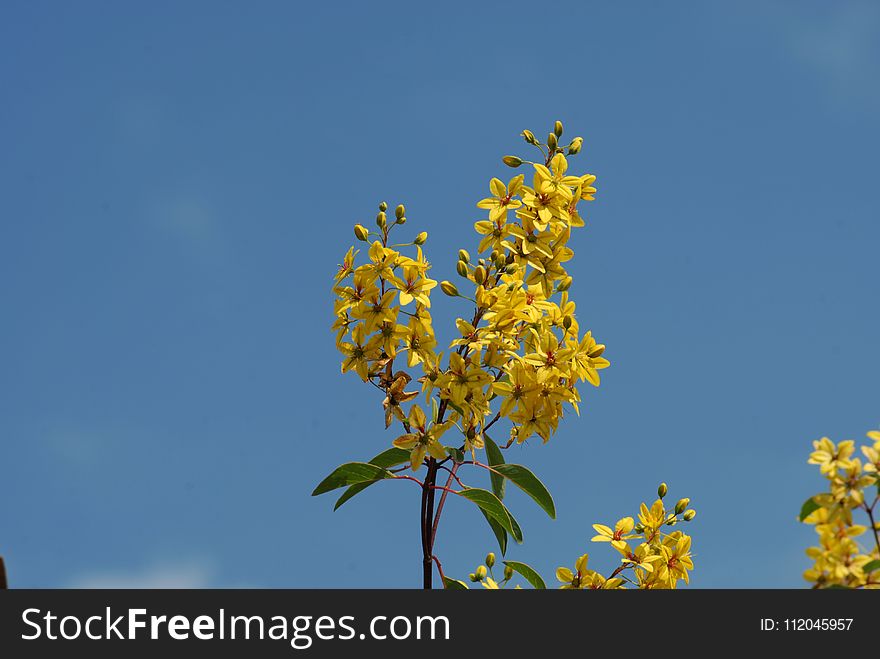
556,485 -> 696,589
802,431 -> 880,589
465,484 -> 696,590
331,123 -> 609,471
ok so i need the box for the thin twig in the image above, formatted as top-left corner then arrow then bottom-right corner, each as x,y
431,463 -> 461,547
483,412 -> 501,434
391,474 -> 424,487
437,465 -> 466,488
863,502 -> 880,557
432,555 -> 447,585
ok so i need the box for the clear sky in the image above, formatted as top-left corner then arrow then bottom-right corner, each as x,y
2,1 -> 879,588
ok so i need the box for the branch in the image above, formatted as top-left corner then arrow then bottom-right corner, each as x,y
437,465 -> 466,489
432,555 -> 447,585
431,463 -> 461,547
483,412 -> 502,434
863,501 -> 880,557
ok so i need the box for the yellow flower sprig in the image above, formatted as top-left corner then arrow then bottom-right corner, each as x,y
322,123 -> 623,590
801,430 -> 880,589
461,483 -> 697,590
331,121 -> 609,472
557,483 -> 696,589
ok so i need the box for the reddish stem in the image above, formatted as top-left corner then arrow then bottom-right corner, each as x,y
431,464 -> 461,547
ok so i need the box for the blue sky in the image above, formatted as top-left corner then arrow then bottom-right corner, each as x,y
2,1 -> 879,588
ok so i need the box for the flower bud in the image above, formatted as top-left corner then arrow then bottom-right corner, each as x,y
475,565 -> 487,580
568,137 -> 583,154
504,263 -> 518,274
354,224 -> 369,241
468,572 -> 479,582
414,231 -> 428,245
396,216 -> 407,225
440,281 -> 459,297
683,509 -> 696,521
562,315 -> 572,329
502,155 -> 523,168
556,276 -> 572,291
395,204 -> 406,220
503,565 -> 514,580
547,133 -> 558,151
675,498 -> 690,514
376,212 -> 387,229
554,120 -> 564,138
522,129 -> 538,145
458,249 -> 470,263
634,523 -> 645,533
658,482 -> 668,499
378,201 -> 388,212
456,260 -> 469,277
486,553 -> 496,568
473,265 -> 486,285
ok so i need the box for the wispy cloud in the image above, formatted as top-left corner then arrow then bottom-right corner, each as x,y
149,194 -> 229,270
69,560 -> 214,589
770,2 -> 880,106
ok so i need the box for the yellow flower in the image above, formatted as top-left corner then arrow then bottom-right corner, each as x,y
508,396 -> 553,443
556,554 -> 592,589
491,362 -> 540,418
861,431 -> 880,473
381,373 -> 419,429
657,534 -> 694,586
591,517 -> 636,551
371,321 -> 408,359
476,174 -> 523,223
352,289 -> 398,333
338,324 -> 381,381
620,542 -> 663,574
520,328 -> 573,379
390,249 -> 437,307
358,241 -> 399,284
473,218 -> 512,254
480,577 -> 500,589
335,247 -> 359,282
808,437 -> 857,476
638,499 -> 667,537
436,353 -> 493,407
569,331 -> 610,386
401,317 -> 438,368
391,404 -> 452,471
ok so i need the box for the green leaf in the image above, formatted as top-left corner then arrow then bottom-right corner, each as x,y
312,462 -> 392,496
445,446 -> 465,463
332,448 -> 410,510
366,446 -> 411,469
493,464 -> 556,519
484,434 -> 506,500
458,488 -> 523,543
442,576 -> 469,590
863,559 -> 880,574
508,509 -> 523,544
334,479 -> 384,510
503,560 -> 547,590
798,497 -> 822,522
479,508 -> 508,556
